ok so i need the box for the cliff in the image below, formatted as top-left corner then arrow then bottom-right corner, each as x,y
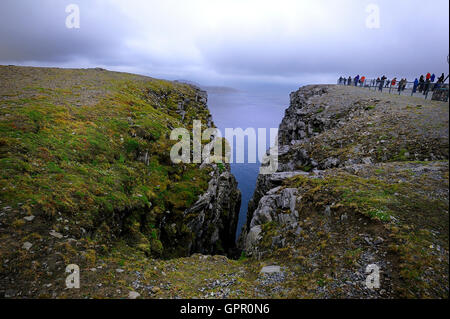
0,66 -> 240,297
240,85 -> 449,298
1,70 -> 448,299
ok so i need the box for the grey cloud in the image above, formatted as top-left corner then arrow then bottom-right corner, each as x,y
0,0 -> 448,85
0,0 -> 132,63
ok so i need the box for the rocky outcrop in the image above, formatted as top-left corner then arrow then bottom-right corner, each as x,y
124,84 -> 242,258
185,163 -> 241,256
179,88 -> 241,256
278,85 -> 329,145
239,84 -> 449,298
239,170 -> 308,250
240,85 -> 332,249
243,185 -> 300,254
135,85 -> 241,258
241,84 -> 450,249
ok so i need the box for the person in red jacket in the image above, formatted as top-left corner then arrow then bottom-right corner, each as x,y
426,72 -> 431,81
360,76 -> 366,86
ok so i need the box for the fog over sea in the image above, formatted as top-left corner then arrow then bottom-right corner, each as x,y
206,83 -> 300,238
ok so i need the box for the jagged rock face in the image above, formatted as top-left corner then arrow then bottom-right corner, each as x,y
240,86 -> 332,246
242,171 -> 308,239
153,87 -> 241,257
126,85 -> 241,258
179,89 -> 241,256
185,165 -> 241,256
278,85 -> 329,145
244,186 -> 299,254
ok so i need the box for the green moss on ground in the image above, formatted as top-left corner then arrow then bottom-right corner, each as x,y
250,161 -> 449,298
0,66 -> 220,296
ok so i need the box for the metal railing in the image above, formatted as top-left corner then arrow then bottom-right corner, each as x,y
337,78 -> 449,102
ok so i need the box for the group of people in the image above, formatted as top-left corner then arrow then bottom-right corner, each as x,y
413,73 -> 447,94
338,75 -> 366,86
338,72 -> 447,95
391,78 -> 408,92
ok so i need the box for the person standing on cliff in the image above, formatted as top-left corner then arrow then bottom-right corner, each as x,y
354,75 -> 360,86
424,78 -> 431,95
360,76 -> 366,86
419,75 -> 425,92
435,73 -> 445,89
391,78 -> 397,87
348,76 -> 352,86
379,75 -> 386,91
429,73 -> 437,91
398,78 -> 407,92
413,78 -> 419,93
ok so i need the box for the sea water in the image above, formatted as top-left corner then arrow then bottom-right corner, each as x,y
206,84 -> 297,238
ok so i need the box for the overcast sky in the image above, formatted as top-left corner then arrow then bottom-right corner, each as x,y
0,0 -> 448,86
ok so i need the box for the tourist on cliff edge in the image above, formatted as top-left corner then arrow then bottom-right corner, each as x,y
379,75 -> 387,91
413,78 -> 419,93
424,78 -> 431,95
391,78 -> 397,87
435,73 -> 445,89
360,76 -> 366,86
419,75 -> 425,92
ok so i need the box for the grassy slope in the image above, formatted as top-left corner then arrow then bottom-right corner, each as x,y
275,162 -> 449,298
0,66 -> 265,299
0,66 -> 224,296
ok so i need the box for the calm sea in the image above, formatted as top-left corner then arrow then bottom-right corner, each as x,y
206,84 -> 298,238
